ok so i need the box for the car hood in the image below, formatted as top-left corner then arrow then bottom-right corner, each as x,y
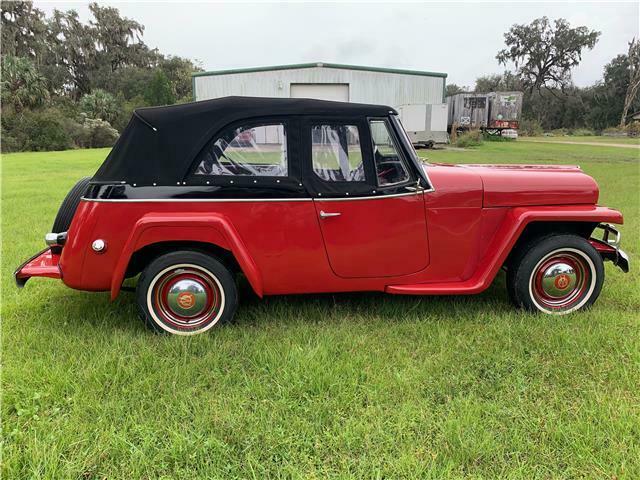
446,164 -> 599,207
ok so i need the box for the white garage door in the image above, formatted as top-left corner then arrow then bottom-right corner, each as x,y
290,83 -> 349,102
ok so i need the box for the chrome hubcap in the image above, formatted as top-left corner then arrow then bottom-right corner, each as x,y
540,262 -> 577,298
150,266 -> 222,330
166,279 -> 208,317
531,250 -> 592,312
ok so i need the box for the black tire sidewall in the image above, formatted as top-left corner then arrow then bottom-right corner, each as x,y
136,251 -> 238,335
52,177 -> 92,233
508,235 -> 604,314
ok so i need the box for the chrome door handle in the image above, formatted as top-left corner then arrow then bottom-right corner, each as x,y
319,210 -> 341,219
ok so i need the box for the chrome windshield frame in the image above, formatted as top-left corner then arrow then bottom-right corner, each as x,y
389,114 -> 434,191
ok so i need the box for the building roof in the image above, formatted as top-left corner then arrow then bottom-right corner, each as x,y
93,96 -> 396,185
192,62 -> 447,79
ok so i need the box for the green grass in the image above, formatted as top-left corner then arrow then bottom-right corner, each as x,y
520,135 -> 640,145
2,142 -> 639,479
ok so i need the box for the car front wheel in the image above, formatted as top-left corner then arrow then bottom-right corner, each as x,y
507,234 -> 604,314
136,251 -> 238,335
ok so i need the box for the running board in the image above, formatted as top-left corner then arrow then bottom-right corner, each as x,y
385,281 -> 484,295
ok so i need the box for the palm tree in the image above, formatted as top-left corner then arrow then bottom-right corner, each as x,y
80,89 -> 118,123
1,56 -> 49,113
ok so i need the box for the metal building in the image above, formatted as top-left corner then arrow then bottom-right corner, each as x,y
192,62 -> 447,108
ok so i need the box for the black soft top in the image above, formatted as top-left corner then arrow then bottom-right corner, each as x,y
93,96 -> 396,185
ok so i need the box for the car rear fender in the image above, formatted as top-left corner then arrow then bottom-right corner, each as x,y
110,212 -> 262,300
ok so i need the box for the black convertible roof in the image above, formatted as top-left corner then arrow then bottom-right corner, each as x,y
93,96 -> 396,185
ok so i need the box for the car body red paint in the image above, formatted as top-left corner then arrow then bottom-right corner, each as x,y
15,97 -> 629,323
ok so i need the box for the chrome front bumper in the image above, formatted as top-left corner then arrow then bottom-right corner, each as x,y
590,223 -> 629,273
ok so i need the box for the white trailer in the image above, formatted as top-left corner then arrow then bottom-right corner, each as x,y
397,103 -> 449,147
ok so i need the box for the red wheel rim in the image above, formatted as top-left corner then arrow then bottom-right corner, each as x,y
530,250 -> 592,312
149,265 -> 223,332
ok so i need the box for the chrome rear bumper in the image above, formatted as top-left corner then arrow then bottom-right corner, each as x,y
45,231 -> 67,247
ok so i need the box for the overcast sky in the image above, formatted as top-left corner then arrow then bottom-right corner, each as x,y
35,1 -> 639,88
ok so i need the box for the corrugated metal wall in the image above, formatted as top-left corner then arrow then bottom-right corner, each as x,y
194,67 -> 445,107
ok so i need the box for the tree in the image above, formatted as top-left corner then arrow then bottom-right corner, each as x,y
1,56 -> 49,112
474,71 -> 522,92
46,8 -> 96,97
621,38 -> 640,126
584,52 -> 640,130
37,3 -> 155,98
497,17 -> 600,93
89,2 -> 152,73
0,1 -> 48,61
80,89 -> 118,123
158,55 -> 203,102
445,84 -> 467,96
144,70 -> 175,106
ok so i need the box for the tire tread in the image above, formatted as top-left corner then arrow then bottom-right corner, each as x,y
506,234 -> 604,313
135,250 -> 238,334
52,177 -> 92,233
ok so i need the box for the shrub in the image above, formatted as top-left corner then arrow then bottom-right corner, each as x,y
455,130 -> 483,148
0,130 -> 20,153
549,128 -> 569,137
7,109 -> 73,151
484,133 -> 514,142
518,119 -> 543,137
570,128 -> 595,136
625,121 -> 640,137
1,108 -> 120,152
79,117 -> 119,148
69,114 -> 119,148
602,126 -> 628,136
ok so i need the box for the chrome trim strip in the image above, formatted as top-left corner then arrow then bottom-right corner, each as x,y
81,197 -> 313,203
421,164 -> 436,192
81,189 -> 434,203
317,190 -> 432,202
388,114 -> 436,192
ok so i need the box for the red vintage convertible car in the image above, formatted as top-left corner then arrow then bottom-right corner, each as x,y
15,97 -> 629,335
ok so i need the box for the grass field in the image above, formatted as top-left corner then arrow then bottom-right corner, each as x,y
2,141 -> 639,479
520,135 -> 640,146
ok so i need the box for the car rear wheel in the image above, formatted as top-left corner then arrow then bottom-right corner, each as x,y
507,234 -> 604,314
136,251 -> 238,335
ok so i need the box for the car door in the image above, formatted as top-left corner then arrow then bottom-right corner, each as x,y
303,116 -> 429,278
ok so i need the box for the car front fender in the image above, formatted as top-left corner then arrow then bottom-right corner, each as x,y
387,205 -> 624,295
110,212 -> 263,300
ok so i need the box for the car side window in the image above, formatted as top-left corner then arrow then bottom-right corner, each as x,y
311,124 -> 365,182
369,119 -> 411,186
195,123 -> 287,176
